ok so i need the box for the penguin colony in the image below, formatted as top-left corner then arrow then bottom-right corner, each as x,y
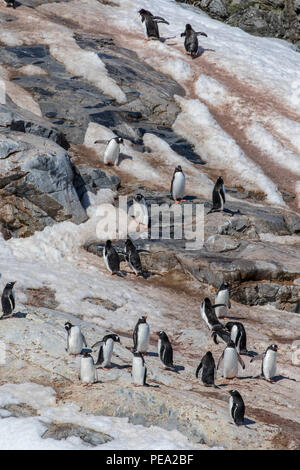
0,6 -> 286,434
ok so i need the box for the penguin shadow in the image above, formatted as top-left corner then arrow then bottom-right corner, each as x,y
81,348 -> 93,354
145,352 -> 158,357
96,362 -> 131,370
183,195 -> 198,202
244,417 -> 256,426
159,36 -> 177,44
271,375 -> 296,383
195,46 -> 216,59
12,311 -> 27,319
223,208 -> 241,216
118,153 -> 133,165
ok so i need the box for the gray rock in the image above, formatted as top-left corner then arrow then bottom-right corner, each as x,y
42,423 -> 113,446
74,164 -> 120,206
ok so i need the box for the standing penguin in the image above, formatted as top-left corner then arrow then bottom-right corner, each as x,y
92,334 -> 121,369
208,176 -> 226,214
132,194 -> 149,227
138,9 -> 169,40
65,322 -> 87,356
131,349 -> 147,386
4,0 -> 16,8
133,316 -> 150,355
215,283 -> 231,319
170,165 -> 186,203
225,321 -> 252,356
156,331 -> 176,372
229,390 -> 245,426
196,351 -> 218,388
180,24 -> 207,59
95,137 -> 123,167
125,239 -> 146,278
103,240 -> 124,277
217,340 -> 245,379
79,351 -> 97,386
250,344 -> 278,382
200,297 -> 226,330
1,281 -> 16,319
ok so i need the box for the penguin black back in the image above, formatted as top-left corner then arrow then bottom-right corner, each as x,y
229,390 -> 245,426
196,351 -> 217,387
1,281 -> 16,318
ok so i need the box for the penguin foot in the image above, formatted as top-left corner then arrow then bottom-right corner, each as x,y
114,165 -> 118,168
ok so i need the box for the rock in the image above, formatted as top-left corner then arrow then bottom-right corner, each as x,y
73,164 -> 120,206
291,341 -> 300,366
199,0 -> 228,18
231,281 -> 300,310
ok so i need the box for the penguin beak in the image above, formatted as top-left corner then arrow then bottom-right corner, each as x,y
12,281 -> 17,285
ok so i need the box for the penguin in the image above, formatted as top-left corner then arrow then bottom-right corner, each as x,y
4,0 -> 16,8
124,238 -> 146,278
131,349 -> 147,386
170,165 -> 185,203
229,390 -> 245,426
215,283 -> 231,319
180,24 -> 207,59
92,334 -> 121,369
138,9 -> 169,40
133,316 -> 150,355
208,176 -> 226,214
79,351 -> 97,386
200,297 -> 226,330
95,137 -> 123,167
156,331 -> 177,372
211,324 -> 231,346
103,240 -> 124,277
1,281 -> 16,319
217,340 -> 245,379
196,351 -> 218,388
64,322 -> 87,356
225,321 -> 252,356
250,344 -> 278,382
132,194 -> 149,227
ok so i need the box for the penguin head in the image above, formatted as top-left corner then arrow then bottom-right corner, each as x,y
112,334 -> 121,344
105,240 -> 112,249
269,344 -> 278,352
139,315 -> 147,323
156,330 -> 169,341
64,322 -> 73,331
82,351 -> 91,358
125,238 -> 134,249
225,322 -> 234,332
5,281 -> 16,290
138,9 -> 148,18
116,137 -> 123,144
219,282 -> 229,291
229,389 -> 241,398
174,165 -> 182,173
185,24 -> 192,31
134,193 -> 144,202
203,297 -> 212,307
205,351 -> 213,358
217,176 -> 224,184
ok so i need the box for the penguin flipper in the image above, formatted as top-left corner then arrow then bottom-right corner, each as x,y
237,353 -> 245,369
133,323 -> 138,350
180,32 -> 186,37
217,351 -> 224,370
10,294 -> 15,311
195,361 -> 202,378
91,341 -> 104,350
196,32 -> 208,37
220,186 -> 226,204
250,353 -> 265,363
152,16 -> 169,25
81,333 -> 87,348
143,366 -> 147,386
211,303 -> 226,309
228,299 -> 231,309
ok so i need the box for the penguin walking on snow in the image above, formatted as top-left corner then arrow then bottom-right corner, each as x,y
103,240 -> 124,277
215,283 -> 231,319
208,176 -> 226,214
79,351 -> 97,386
170,165 -> 186,203
156,331 -> 177,372
132,194 -> 149,227
92,334 -> 121,369
65,322 -> 87,356
229,390 -> 245,426
250,344 -> 278,382
125,239 -> 146,278
131,349 -> 147,386
133,316 -> 150,355
1,281 -> 16,319
95,137 -> 123,167
217,340 -> 245,379
181,24 -> 207,59
196,351 -> 218,388
138,9 -> 169,40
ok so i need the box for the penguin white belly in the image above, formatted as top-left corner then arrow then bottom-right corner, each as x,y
157,338 -> 161,358
200,302 -> 211,329
132,356 -> 146,385
104,139 -> 119,165
137,323 -> 150,353
215,290 -> 228,318
103,250 -> 112,273
263,350 -> 277,379
142,19 -> 149,39
231,325 -> 239,348
69,327 -> 83,354
80,357 -> 95,384
223,348 -> 238,378
133,201 -> 148,226
103,339 -> 114,367
172,172 -> 185,200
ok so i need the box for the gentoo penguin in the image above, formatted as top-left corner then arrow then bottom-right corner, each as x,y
132,194 -> 149,227
4,0 -> 16,8
217,340 -> 245,379
196,351 -> 218,388
92,334 -> 121,369
103,240 -> 124,277
156,331 -> 176,372
180,24 -> 207,59
1,281 -> 16,319
95,137 -> 123,167
250,344 -> 278,382
64,322 -> 87,356
131,349 -> 147,386
170,165 -> 185,203
211,324 -> 231,346
225,321 -> 252,356
200,297 -> 226,330
79,351 -> 97,386
208,176 -> 226,214
138,9 -> 169,40
124,239 -> 146,278
229,390 -> 245,426
133,316 -> 150,355
215,283 -> 231,319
